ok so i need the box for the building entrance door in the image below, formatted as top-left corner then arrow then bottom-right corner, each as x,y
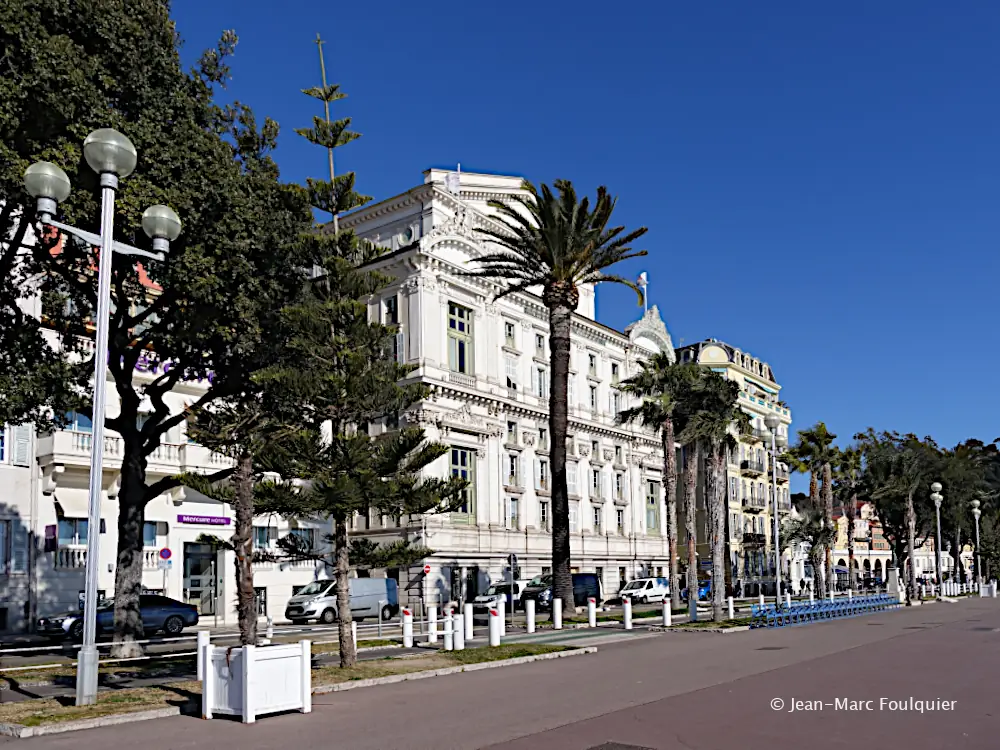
183,543 -> 217,616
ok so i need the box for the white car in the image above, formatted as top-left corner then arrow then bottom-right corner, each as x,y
619,577 -> 670,604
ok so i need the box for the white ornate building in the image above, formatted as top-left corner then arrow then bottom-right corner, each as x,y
341,169 -> 679,606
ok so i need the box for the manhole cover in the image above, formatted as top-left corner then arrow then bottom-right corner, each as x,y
587,745 -> 656,750
756,646 -> 788,651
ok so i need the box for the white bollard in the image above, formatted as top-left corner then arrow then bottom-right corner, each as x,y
526,599 -> 536,634
402,607 -> 414,648
351,620 -> 357,648
265,616 -> 274,641
464,603 -> 474,640
552,599 -> 563,629
587,598 -> 597,627
453,610 -> 465,650
992,582 -> 997,598
829,591 -> 835,602
848,590 -> 854,602
809,590 -> 815,604
443,611 -> 454,651
623,596 -> 632,630
488,606 -> 501,647
785,592 -> 792,608
727,596 -> 734,621
663,599 -> 672,627
197,630 -> 210,681
428,605 -> 438,643
759,593 -> 765,607
497,599 -> 506,635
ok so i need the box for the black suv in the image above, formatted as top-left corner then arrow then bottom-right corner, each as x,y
520,573 -> 602,610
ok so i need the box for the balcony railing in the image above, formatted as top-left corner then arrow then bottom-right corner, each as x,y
42,430 -> 233,472
448,372 -> 476,388
505,473 -> 523,489
740,460 -> 765,476
742,492 -> 766,510
55,546 -> 86,569
774,467 -> 790,482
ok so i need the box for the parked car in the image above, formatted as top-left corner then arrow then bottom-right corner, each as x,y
37,595 -> 199,641
619,577 -> 671,604
472,580 -> 531,622
520,573 -> 603,610
284,577 -> 398,624
680,580 -> 712,602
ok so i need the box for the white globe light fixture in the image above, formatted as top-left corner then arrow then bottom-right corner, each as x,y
24,161 -> 72,220
764,413 -> 781,431
141,204 -> 182,253
775,432 -> 788,449
83,128 -> 137,184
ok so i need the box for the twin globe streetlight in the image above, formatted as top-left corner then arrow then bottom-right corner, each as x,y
24,129 -> 181,707
760,412 -> 786,604
931,482 -> 943,597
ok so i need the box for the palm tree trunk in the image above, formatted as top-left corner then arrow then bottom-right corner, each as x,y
232,452 -> 258,646
335,514 -> 356,667
710,445 -> 726,622
811,544 -> 826,599
906,491 -> 917,604
684,443 -> 700,621
846,494 -> 857,592
822,462 -> 833,590
663,421 -> 681,611
548,303 -> 574,619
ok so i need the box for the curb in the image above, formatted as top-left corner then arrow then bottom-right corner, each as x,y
651,625 -> 750,634
312,646 -> 598,695
0,706 -> 187,738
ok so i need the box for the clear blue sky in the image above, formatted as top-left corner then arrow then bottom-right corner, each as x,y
173,0 -> 999,480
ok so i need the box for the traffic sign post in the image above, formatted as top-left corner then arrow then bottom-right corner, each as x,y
423,564 -> 431,576
507,553 -> 518,629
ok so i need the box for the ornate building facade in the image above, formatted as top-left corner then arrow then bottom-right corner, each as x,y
341,169 -> 679,607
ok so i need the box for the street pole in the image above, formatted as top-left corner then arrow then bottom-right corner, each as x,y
971,500 -> 982,588
931,483 -> 943,600
764,414 -> 783,606
24,131 -> 180,708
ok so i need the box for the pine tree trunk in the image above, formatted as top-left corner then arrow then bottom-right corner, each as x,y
548,303 -> 574,618
112,457 -> 147,658
684,443 -> 700,620
846,494 -> 857,591
663,421 -> 681,611
906,491 -> 917,604
232,452 -> 257,646
710,445 -> 726,622
335,514 -> 356,668
822,462 -> 833,590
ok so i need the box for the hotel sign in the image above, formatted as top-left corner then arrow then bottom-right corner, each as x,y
177,514 -> 231,526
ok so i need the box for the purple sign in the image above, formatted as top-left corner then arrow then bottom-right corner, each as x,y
177,514 -> 231,526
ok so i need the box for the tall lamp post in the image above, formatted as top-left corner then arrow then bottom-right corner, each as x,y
24,130 -> 181,707
970,499 -> 983,588
762,413 -> 785,604
930,483 -> 943,598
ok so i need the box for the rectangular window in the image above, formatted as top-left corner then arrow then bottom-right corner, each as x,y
646,481 -> 660,532
537,459 -> 549,490
569,501 -> 579,533
615,473 -> 624,500
612,392 -> 621,415
538,428 -> 548,451
535,333 -> 545,356
451,447 -> 476,516
507,454 -> 519,486
0,427 -> 5,462
591,440 -> 599,458
729,477 -> 737,501
593,506 -> 602,533
539,501 -> 550,531
0,520 -> 28,574
536,367 -> 548,399
143,521 -> 157,548
504,355 -> 518,390
506,421 -> 517,443
447,302 -> 473,374
383,295 -> 399,324
588,353 -> 597,376
611,362 -> 619,384
289,527 -> 315,550
508,497 -> 519,529
567,461 -> 578,495
568,374 -> 576,407
614,445 -> 622,464
589,386 -> 598,411
591,468 -> 601,497
504,321 -> 515,347
617,508 -> 625,535
58,519 -> 88,546
253,526 -> 271,549
66,411 -> 93,433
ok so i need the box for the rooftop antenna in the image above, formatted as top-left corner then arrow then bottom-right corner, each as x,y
314,33 -> 338,233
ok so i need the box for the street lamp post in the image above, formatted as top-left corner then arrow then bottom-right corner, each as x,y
970,499 -> 982,588
763,413 -> 785,605
931,483 -> 943,599
24,131 -> 181,707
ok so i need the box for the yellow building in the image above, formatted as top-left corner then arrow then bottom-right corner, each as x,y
676,339 -> 792,597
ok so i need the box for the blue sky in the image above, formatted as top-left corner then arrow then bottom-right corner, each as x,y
173,0 -> 999,482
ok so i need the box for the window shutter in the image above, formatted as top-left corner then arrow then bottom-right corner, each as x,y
11,523 -> 28,573
12,424 -> 31,467
395,330 -> 406,364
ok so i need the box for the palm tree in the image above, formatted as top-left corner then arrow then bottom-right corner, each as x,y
783,506 -> 836,597
618,358 -> 700,612
680,371 -> 749,621
466,179 -> 648,618
786,422 -> 837,594
834,446 -> 863,591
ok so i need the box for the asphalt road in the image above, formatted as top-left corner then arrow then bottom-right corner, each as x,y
10,596 -> 997,748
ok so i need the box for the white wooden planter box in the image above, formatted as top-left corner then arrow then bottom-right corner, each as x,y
202,640 -> 312,724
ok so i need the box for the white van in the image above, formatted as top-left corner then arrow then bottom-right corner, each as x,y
619,577 -> 670,604
284,578 -> 399,623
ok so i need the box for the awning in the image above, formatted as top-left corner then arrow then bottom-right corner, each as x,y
55,494 -> 90,519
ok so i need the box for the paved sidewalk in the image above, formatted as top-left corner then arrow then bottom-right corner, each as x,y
9,598 -> 997,748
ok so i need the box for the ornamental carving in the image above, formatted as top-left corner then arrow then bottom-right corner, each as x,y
522,432 -> 536,446
577,444 -> 591,458
426,205 -> 476,242
603,448 -> 615,462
